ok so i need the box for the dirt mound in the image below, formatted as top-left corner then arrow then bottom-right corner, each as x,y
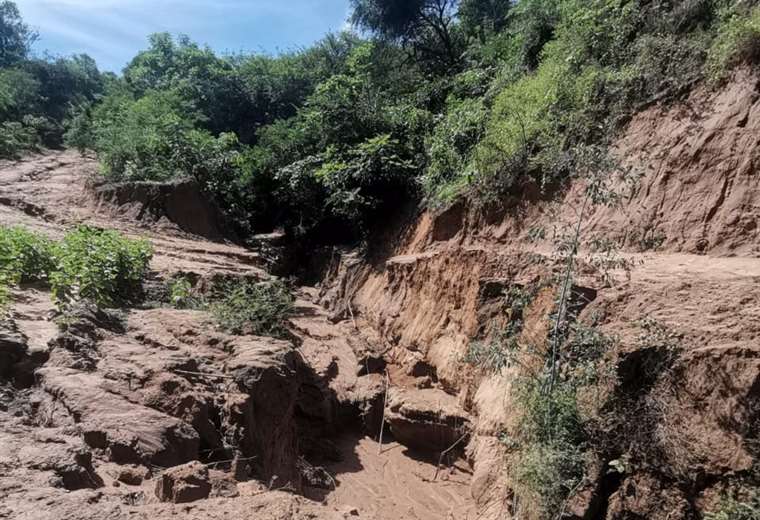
93,179 -> 227,240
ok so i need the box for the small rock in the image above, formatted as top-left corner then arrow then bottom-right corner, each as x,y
0,330 -> 28,378
155,461 -> 211,503
117,465 -> 150,486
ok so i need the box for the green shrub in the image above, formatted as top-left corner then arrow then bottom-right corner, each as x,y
465,327 -> 519,374
511,376 -> 587,519
51,226 -> 153,307
423,97 -> 487,206
705,489 -> 760,520
211,279 -> 294,337
167,276 -> 200,309
92,89 -> 200,181
0,119 -> 40,158
0,225 -> 55,308
0,226 -> 56,284
318,134 -> 417,233
706,5 -> 760,81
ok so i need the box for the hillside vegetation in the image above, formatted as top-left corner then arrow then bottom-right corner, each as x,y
3,0 -> 760,243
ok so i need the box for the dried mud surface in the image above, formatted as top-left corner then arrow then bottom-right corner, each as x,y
0,152 -> 475,520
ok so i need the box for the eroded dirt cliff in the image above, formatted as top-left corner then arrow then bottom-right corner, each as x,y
318,68 -> 760,519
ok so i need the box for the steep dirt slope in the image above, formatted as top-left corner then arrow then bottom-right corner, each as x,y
0,153 -> 475,519
320,69 -> 760,519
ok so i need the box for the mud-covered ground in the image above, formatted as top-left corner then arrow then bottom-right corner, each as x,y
0,151 -> 475,520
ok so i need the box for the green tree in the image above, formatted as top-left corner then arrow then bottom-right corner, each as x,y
350,0 -> 463,70
0,1 -> 36,67
459,0 -> 513,39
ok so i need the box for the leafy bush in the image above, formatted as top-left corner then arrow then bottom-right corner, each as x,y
0,226 -> 56,284
0,119 -> 40,158
706,4 -> 760,81
211,279 -> 294,337
0,226 -> 55,307
423,97 -> 487,206
465,285 -> 535,373
167,276 -> 199,309
511,376 -> 587,519
465,326 -> 519,374
318,134 -> 417,233
50,226 -> 153,307
0,225 -> 151,308
92,89 -> 200,181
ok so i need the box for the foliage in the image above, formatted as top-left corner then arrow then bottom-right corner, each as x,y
0,226 -> 52,308
50,226 -> 153,307
91,88 -> 199,180
319,134 -> 417,233
459,0 -> 513,39
167,276 -> 199,309
0,2 -> 105,158
0,225 -> 152,308
465,326 -> 519,373
508,320 -> 614,519
423,97 -> 487,205
705,489 -> 760,520
4,0 -> 757,243
511,377 -> 587,518
0,118 -> 40,158
211,279 -> 294,337
706,4 -> 760,81
350,0 -> 463,70
0,0 -> 36,67
465,285 -> 534,373
0,226 -> 56,284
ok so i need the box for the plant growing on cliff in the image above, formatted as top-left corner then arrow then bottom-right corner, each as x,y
707,4 -> 760,82
506,146 -> 633,519
465,285 -> 536,373
510,322 -> 614,519
167,275 -> 202,310
211,279 -> 294,338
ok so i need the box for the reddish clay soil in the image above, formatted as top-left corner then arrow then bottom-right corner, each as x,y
0,151 -> 476,520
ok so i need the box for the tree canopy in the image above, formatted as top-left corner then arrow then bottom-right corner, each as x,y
0,0 -> 36,67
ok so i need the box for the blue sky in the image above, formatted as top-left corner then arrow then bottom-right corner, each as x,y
17,0 -> 353,72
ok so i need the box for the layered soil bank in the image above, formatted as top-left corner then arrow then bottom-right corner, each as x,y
318,68 -> 760,518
